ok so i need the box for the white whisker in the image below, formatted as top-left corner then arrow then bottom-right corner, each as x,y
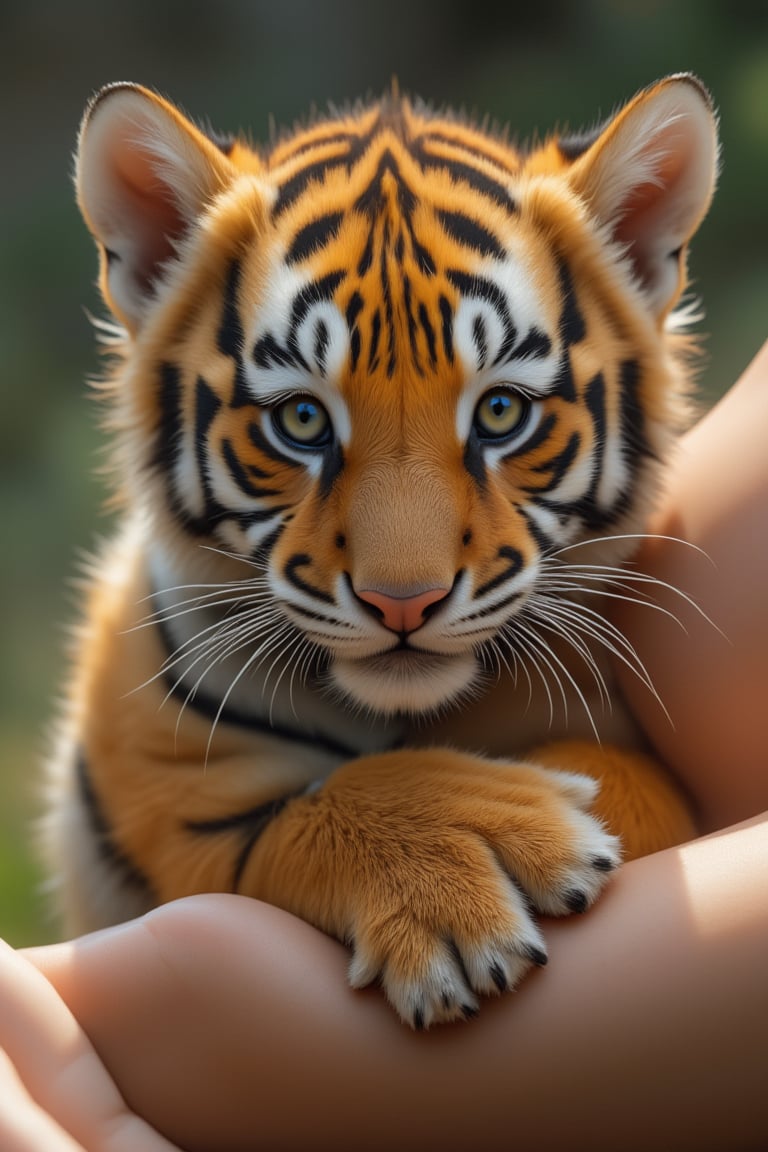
202,620 -> 298,765
499,622 -> 558,729
525,602 -> 611,712
550,532 -> 714,564
506,616 -> 602,741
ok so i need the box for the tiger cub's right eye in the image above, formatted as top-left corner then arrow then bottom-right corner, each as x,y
272,396 -> 332,449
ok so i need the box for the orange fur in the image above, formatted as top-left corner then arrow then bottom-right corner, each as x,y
45,76 -> 718,1026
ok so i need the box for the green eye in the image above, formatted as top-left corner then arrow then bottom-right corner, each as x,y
473,389 -> 529,440
273,396 -> 332,448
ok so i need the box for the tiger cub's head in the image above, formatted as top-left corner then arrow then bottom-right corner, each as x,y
76,76 -> 717,715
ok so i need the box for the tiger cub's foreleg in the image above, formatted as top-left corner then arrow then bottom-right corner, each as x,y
185,740 -> 692,1028
237,748 -> 624,1028
68,736 -> 621,1029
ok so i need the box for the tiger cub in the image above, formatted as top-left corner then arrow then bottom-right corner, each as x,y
46,75 -> 717,1027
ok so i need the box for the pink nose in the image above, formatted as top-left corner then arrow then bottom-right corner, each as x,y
356,586 -> 450,634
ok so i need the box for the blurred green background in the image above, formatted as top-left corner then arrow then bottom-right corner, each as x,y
2,0 -> 766,944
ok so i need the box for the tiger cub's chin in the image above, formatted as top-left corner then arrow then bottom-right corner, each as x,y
331,650 -> 480,716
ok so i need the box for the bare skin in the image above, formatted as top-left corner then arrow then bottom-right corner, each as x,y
612,338 -> 768,829
21,827 -> 768,1152
2,342 -> 768,1151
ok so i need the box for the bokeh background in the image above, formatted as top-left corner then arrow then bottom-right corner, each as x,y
2,0 -> 767,943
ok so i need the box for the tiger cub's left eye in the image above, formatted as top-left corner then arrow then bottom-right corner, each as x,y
473,388 -> 529,440
272,396 -> 332,448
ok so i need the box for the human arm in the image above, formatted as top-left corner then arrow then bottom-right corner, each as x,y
611,340 -> 768,829
24,823 -> 768,1152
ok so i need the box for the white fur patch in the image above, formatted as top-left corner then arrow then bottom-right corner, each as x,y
242,257 -> 353,445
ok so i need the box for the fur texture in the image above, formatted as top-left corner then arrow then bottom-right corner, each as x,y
45,75 -> 716,1026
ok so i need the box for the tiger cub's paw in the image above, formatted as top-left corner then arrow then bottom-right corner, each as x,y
337,757 -> 620,1029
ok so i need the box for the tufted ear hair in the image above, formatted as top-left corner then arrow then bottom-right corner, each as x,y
76,83 -> 236,331
568,74 -> 719,319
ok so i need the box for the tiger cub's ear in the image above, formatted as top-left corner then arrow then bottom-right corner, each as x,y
568,74 -> 718,319
76,83 -> 237,331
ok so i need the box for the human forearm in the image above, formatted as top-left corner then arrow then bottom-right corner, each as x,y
612,341 -> 768,829
26,813 -> 768,1152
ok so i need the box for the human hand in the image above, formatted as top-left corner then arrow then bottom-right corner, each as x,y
0,937 -> 181,1152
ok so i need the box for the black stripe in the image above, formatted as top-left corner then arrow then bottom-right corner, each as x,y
76,754 -> 152,895
504,327 -> 552,363
217,259 -> 244,359
151,596 -> 358,758
289,603 -> 352,628
380,221 -> 396,376
354,148 -> 416,220
464,588 -> 525,621
248,420 -> 300,468
250,523 -> 285,564
273,129 -> 363,165
253,332 -> 300,370
205,128 -> 237,157
519,506 -> 556,555
439,294 -> 454,362
195,375 -> 222,508
221,438 -> 282,499
446,271 -> 512,319
153,361 -> 183,475
284,553 -> 335,605
155,367 -> 288,539
550,348 -> 577,404
463,428 -> 487,489
504,410 -> 557,459
618,359 -> 651,461
274,157 -> 348,218
160,663 -> 356,760
573,369 -> 615,531
556,358 -> 652,533
413,141 -> 515,212
289,271 -> 346,339
159,664 -> 356,757
368,308 -> 382,371
418,301 -> 437,367
154,365 -> 218,537
346,291 -> 364,330
314,319 -> 330,376
435,156 -> 514,209
357,231 -> 374,276
437,208 -> 505,260
272,129 -> 376,218
474,546 -> 524,598
530,431 -> 582,493
557,124 -> 604,162
557,257 -> 586,348
447,270 -> 516,348
217,263 -> 253,412
318,440 -> 345,499
403,275 -> 423,375
472,314 -> 488,369
185,793 -> 301,893
585,370 -> 607,482
346,291 -> 364,373
413,239 -> 437,277
287,211 -> 344,265
419,130 -> 518,176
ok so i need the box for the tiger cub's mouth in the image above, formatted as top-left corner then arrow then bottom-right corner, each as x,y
331,648 -> 479,716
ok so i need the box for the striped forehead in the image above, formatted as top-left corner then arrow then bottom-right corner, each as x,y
239,133 -> 562,413
242,233 -> 561,375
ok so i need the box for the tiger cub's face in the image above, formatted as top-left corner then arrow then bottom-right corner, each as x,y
77,77 -> 717,715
